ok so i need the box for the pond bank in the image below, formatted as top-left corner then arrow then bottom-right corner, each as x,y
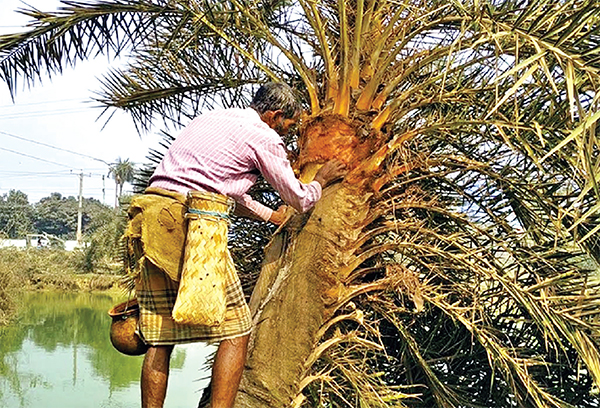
27,271 -> 122,292
0,247 -> 126,325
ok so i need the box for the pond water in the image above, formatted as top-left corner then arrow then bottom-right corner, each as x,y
0,291 -> 216,408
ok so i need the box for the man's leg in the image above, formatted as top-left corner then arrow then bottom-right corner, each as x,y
211,334 -> 250,408
141,345 -> 174,408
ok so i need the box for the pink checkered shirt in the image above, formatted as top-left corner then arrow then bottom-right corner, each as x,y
149,108 -> 322,221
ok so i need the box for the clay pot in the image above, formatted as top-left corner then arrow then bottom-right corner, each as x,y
108,298 -> 148,356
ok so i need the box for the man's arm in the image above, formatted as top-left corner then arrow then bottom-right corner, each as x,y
233,194 -> 273,222
253,138 -> 322,213
236,138 -> 347,223
233,200 -> 288,225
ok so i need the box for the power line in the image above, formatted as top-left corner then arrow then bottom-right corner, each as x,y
0,146 -> 80,170
0,107 -> 93,120
0,174 -> 74,179
0,130 -> 109,164
0,98 -> 86,108
0,170 -> 73,175
0,171 -> 106,179
0,175 -> 79,181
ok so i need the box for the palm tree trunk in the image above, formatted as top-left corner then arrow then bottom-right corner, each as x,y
236,183 -> 372,407
114,180 -> 119,208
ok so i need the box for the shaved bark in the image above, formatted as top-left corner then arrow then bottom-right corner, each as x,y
236,184 -> 372,408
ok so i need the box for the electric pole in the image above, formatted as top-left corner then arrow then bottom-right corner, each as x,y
76,172 -> 83,246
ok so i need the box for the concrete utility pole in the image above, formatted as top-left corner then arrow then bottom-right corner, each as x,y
76,172 -> 83,246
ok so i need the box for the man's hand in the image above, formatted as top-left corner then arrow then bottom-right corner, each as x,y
314,159 -> 347,188
269,205 -> 290,225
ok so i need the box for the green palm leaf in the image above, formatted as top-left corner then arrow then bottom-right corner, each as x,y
3,1 -> 600,407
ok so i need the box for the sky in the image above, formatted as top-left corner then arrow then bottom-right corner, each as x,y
0,0 -> 162,206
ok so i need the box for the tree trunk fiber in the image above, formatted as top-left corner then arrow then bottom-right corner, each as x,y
236,183 -> 371,408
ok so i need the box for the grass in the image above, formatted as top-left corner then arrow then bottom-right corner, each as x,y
0,246 -> 124,324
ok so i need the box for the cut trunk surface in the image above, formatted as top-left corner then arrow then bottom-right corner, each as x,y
235,113 -> 385,407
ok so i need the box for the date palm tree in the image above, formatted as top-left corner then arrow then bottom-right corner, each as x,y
3,1 -> 600,407
108,157 -> 136,207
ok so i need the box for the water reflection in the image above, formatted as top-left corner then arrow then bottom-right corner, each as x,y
0,291 -> 214,408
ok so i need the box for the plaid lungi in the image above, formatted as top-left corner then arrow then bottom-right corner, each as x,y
129,188 -> 252,345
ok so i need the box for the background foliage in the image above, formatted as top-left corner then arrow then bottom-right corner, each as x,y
0,190 -> 114,240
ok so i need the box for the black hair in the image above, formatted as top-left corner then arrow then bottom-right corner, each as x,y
250,82 -> 302,119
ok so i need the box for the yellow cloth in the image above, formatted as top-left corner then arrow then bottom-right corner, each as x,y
124,187 -> 252,345
125,187 -> 187,282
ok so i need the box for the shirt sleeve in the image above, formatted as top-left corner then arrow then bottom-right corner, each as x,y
251,135 -> 322,213
236,194 -> 274,222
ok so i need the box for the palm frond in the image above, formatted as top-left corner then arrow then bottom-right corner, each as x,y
4,1 -> 600,407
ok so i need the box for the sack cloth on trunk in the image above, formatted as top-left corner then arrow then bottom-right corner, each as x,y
124,187 -> 252,345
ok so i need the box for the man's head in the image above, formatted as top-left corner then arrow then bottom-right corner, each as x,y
250,82 -> 302,135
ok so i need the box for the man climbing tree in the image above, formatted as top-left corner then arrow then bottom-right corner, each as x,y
128,82 -> 345,408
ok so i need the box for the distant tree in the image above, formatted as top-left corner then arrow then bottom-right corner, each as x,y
83,198 -> 119,235
0,190 -> 33,238
34,193 -> 79,238
108,158 -> 136,208
34,193 -> 112,239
